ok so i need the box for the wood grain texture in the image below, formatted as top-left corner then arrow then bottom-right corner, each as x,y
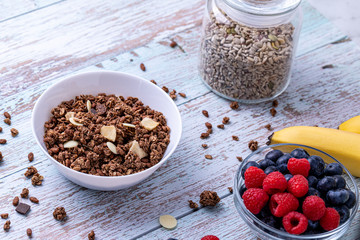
0,0 -> 359,239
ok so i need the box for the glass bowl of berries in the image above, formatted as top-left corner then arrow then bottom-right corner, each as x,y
234,143 -> 359,240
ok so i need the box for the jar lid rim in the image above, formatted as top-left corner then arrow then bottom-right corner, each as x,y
222,0 -> 302,16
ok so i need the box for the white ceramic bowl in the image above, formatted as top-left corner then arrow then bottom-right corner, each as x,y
32,71 -> 182,191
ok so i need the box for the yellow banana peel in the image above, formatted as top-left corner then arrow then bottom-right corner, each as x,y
339,115 -> 360,134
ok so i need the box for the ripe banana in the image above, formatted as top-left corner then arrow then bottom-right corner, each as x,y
339,115 -> 360,134
267,126 -> 360,177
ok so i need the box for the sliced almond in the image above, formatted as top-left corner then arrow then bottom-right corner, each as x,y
86,100 -> 91,113
100,125 -> 116,142
129,140 -> 148,159
63,140 -> 79,148
123,123 -> 136,128
159,215 -> 177,230
65,112 -> 75,120
140,117 -> 159,131
106,142 -> 117,154
69,117 -> 83,126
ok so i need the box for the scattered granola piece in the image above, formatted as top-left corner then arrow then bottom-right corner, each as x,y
0,139 -> 6,144
25,166 -> 38,177
230,101 -> 239,110
16,203 -> 31,215
28,152 -> 34,162
205,122 -> 212,129
200,132 -> 210,139
205,154 -> 213,160
200,190 -> 220,207
3,220 -> 10,231
270,108 -> 277,117
322,64 -> 334,69
4,112 -> 11,119
159,215 -> 177,230
10,128 -> 19,137
0,127 -> 2,132
272,100 -> 279,108
150,80 -> 157,85
4,118 -> 11,125
314,124 -> 319,127
217,124 -> 224,129
202,110 -> 209,118
188,200 -> 199,209
201,144 -> 208,149
170,40 -> 178,48
179,92 -> 186,98
0,152 -> 3,161
264,124 -> 272,131
0,214 -> 8,219
222,117 -> 230,124
29,197 -> 39,204
88,230 -> 95,240
31,173 -> 44,186
162,86 -> 169,93
248,140 -> 259,151
27,228 -> 32,237
53,207 -> 67,221
232,136 -> 239,141
140,63 -> 146,71
207,128 -> 213,134
236,156 -> 243,162
13,196 -> 19,206
169,90 -> 177,100
20,188 -> 29,198
228,187 -> 233,194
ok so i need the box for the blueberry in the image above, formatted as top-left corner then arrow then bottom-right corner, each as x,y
333,205 -> 350,224
333,175 -> 346,189
307,220 -> 320,230
326,189 -> 350,205
241,161 -> 260,179
259,159 -> 275,170
265,150 -> 284,162
240,184 -> 247,198
307,176 -> 318,188
324,163 -> 343,176
317,176 -> 336,193
276,153 -> 291,166
307,187 -> 321,198
264,166 -> 277,175
284,174 -> 293,182
308,155 -> 325,177
261,215 -> 280,228
345,190 -> 356,209
290,148 -> 309,159
257,205 -> 271,219
276,163 -> 288,174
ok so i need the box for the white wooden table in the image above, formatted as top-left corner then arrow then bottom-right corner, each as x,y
0,0 -> 359,239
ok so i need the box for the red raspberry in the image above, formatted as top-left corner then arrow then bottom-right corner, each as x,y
243,188 -> 269,214
302,196 -> 326,221
262,171 -> 287,195
269,192 -> 299,217
320,208 -> 340,231
287,158 -> 310,177
201,235 -> 220,240
282,211 -> 308,235
244,166 -> 266,189
287,175 -> 309,198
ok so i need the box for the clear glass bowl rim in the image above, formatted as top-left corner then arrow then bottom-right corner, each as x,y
233,143 -> 359,239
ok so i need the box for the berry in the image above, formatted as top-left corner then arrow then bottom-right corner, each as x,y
269,193 -> 299,217
264,166 -> 277,175
320,208 -> 340,231
284,174 -> 293,182
201,235 -> 219,240
287,175 -> 309,198
276,153 -> 291,166
244,167 -> 266,188
243,188 -> 269,214
345,190 -> 356,209
265,150 -> 284,162
239,184 -> 247,198
308,155 -> 325,177
276,163 -> 288,174
241,161 -> 260,179
259,159 -> 275,170
326,189 -> 349,205
302,196 -> 326,221
317,176 -> 336,193
260,215 -> 280,228
290,148 -> 309,159
307,187 -> 321,198
288,158 -> 310,177
307,176 -> 318,188
333,175 -> 346,189
282,211 -> 308,235
262,171 -> 287,195
324,163 -> 343,176
307,220 -> 320,230
333,205 -> 350,225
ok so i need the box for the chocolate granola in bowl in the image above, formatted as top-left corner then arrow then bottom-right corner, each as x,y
43,93 -> 170,176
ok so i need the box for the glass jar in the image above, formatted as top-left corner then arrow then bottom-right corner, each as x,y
199,0 -> 303,103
